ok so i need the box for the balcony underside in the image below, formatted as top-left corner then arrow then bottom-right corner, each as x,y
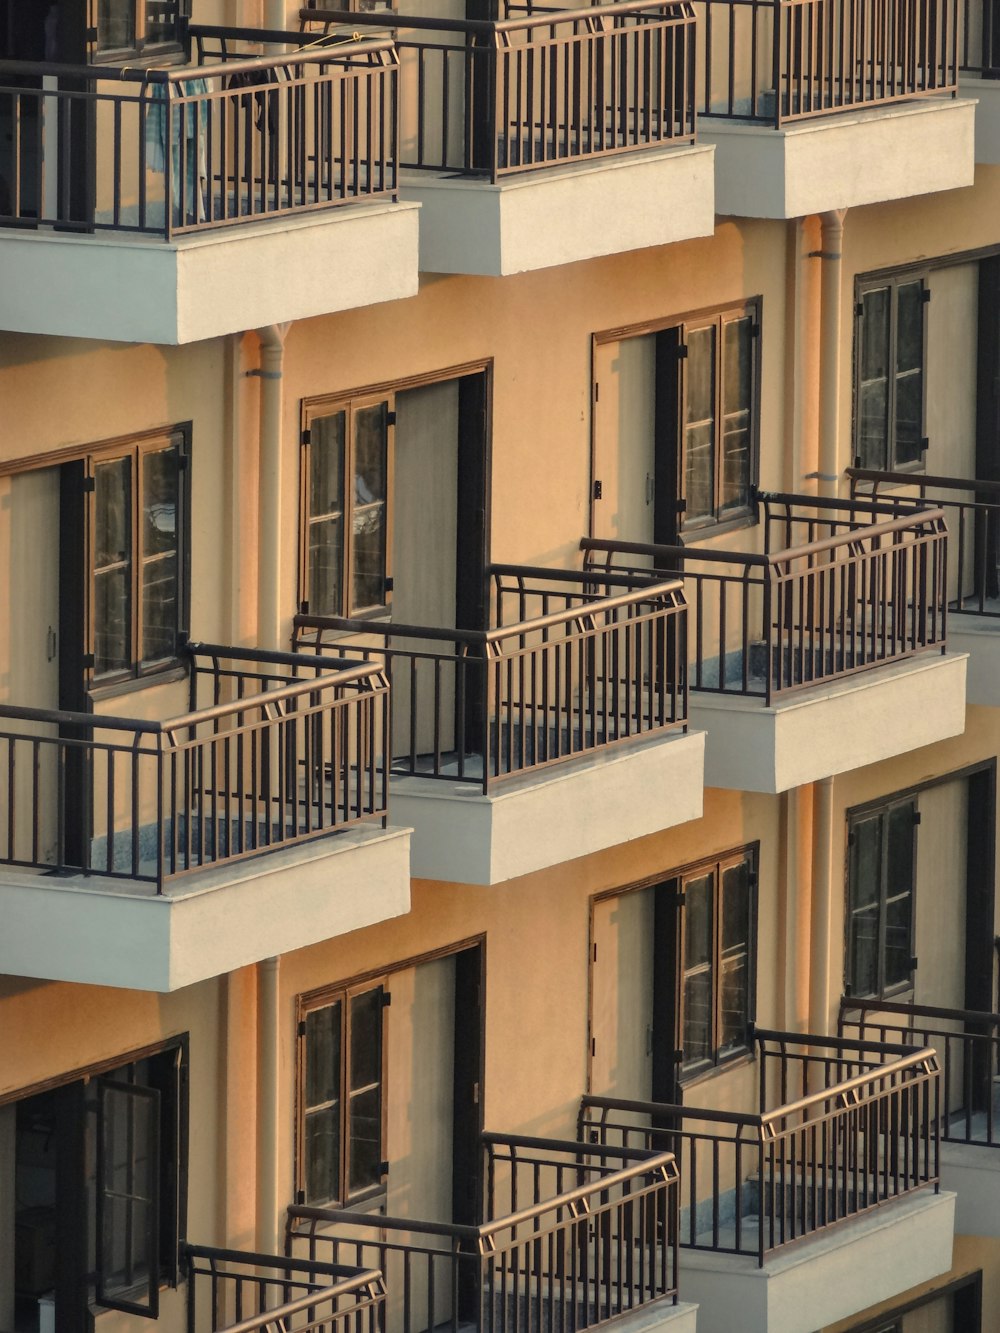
0,823 -> 411,990
399,143 -> 715,276
395,727 -> 704,885
680,1189 -> 955,1333
689,651 -> 967,793
702,97 -> 975,218
0,201 -> 420,343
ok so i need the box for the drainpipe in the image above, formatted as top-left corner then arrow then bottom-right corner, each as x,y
256,956 -> 281,1256
808,777 -> 836,1036
783,785 -> 814,1033
816,210 -> 848,499
255,324 -> 290,652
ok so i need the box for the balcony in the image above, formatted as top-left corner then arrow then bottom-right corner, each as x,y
851,467 -> 1000,707
286,1133 -> 696,1333
581,1029 -> 956,1333
695,0 -> 974,216
958,5 -> 1000,160
583,491 -> 967,792
186,1244 -> 385,1333
294,566 -> 704,885
0,25 -> 418,343
841,997 -> 1000,1239
302,1 -> 715,273
0,643 -> 410,991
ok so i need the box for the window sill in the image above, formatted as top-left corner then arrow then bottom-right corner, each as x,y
679,511 -> 758,545
89,661 -> 188,705
679,1047 -> 755,1094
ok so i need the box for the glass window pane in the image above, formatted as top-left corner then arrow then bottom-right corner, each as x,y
354,404 -> 388,507
309,516 -> 344,617
896,282 -> 924,375
684,422 -> 715,525
886,803 -> 916,899
720,420 -> 750,513
885,893 -> 913,989
95,568 -> 130,677
861,288 -> 891,382
684,873 -> 714,968
145,0 -> 181,45
893,369 -> 923,468
97,0 -> 136,51
686,327 -> 716,426
98,1081 -> 157,1310
95,457 -> 131,571
858,380 -> 889,470
348,1085 -> 381,1194
849,905 -> 880,997
850,817 -> 882,910
142,447 -> 179,559
719,956 -> 748,1055
305,1001 -> 342,1109
721,860 -> 750,955
350,989 -> 382,1092
310,413 -> 346,522
723,317 -> 752,417
352,503 -> 386,612
141,553 -> 177,664
305,1106 -> 340,1204
683,971 -> 712,1066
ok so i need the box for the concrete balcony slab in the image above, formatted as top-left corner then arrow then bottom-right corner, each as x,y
960,76 -> 1000,162
945,615 -> 1000,706
0,201 -> 420,344
702,97 -> 975,218
0,824 -> 411,991
394,728 -> 705,885
399,144 -> 715,276
689,652 -> 968,793
680,1190 -> 955,1333
941,1141 -> 1000,1237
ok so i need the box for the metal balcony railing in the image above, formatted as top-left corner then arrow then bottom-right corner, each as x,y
696,0 -> 958,126
294,566 -> 688,794
185,1243 -> 385,1333
286,1133 -> 680,1333
841,997 -> 1000,1148
850,467 -> 1000,617
583,491 -> 949,706
0,24 -> 397,238
580,1028 -> 941,1266
960,0 -> 1000,75
0,643 -> 388,892
301,0 -> 698,179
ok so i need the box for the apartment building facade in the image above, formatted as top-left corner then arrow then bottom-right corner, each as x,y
0,1 -> 997,1332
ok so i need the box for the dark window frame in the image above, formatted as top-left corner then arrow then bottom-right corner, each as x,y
86,425 -> 190,691
853,271 -> 929,474
678,845 -> 758,1082
844,796 -> 919,1001
847,1270 -> 982,1333
299,393 -> 395,621
296,980 -> 389,1209
677,299 -> 762,536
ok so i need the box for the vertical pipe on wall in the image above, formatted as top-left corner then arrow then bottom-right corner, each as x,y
818,209 -> 848,499
783,784 -> 814,1033
808,776 -> 836,1036
256,955 -> 281,1256
256,324 -> 290,652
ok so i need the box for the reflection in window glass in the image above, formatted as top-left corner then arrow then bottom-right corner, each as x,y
847,801 -> 916,998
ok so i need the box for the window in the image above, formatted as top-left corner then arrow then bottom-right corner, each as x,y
89,429 -> 188,684
845,798 -> 918,999
92,0 -> 187,60
679,849 -> 756,1078
298,983 -> 386,1206
301,397 -> 393,619
855,275 -> 927,472
4,1040 -> 187,1332
680,304 -> 759,532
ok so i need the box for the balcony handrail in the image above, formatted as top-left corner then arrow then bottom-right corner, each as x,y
849,466 -> 1000,499
841,996 -> 1000,1027
302,0 -> 695,40
0,36 -> 394,85
184,1241 -> 368,1281
0,647 -> 383,743
221,1271 -> 386,1333
288,1204 -> 481,1242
